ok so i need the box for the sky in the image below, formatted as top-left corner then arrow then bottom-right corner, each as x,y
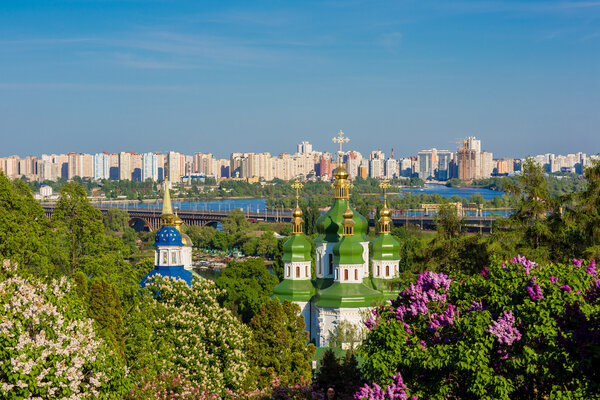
1,0 -> 599,159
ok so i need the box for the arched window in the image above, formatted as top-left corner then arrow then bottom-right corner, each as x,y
328,254 -> 333,275
377,265 -> 380,277
386,265 -> 390,277
171,251 -> 177,264
354,269 -> 358,280
344,269 -> 348,281
162,251 -> 168,264
287,266 -> 290,277
305,265 -> 309,277
296,266 -> 300,278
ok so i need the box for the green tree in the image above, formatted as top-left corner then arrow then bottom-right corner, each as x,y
104,207 -> 130,233
315,349 -> 342,393
247,299 -> 315,388
211,230 -> 230,251
255,231 -> 277,258
222,209 -> 250,247
435,204 -> 464,239
215,258 -> 279,323
52,182 -> 105,272
88,279 -> 125,358
0,173 -> 55,275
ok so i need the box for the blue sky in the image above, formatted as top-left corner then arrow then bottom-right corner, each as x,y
1,0 -> 599,159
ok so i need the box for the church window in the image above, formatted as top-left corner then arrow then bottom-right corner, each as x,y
296,266 -> 300,278
344,269 -> 348,281
355,269 -> 358,280
162,251 -> 168,264
377,265 -> 380,277
305,265 -> 309,277
328,254 -> 333,275
386,265 -> 390,277
287,266 -> 290,277
172,251 -> 177,264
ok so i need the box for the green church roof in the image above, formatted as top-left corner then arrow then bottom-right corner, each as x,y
371,233 -> 400,261
315,198 -> 369,243
315,282 -> 382,308
282,234 -> 312,262
333,235 -> 365,265
272,279 -> 316,302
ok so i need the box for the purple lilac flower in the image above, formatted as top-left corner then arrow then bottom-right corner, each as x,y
573,258 -> 583,268
487,310 -> 522,346
427,304 -> 458,331
481,266 -> 489,278
560,285 -> 572,292
510,254 -> 538,274
586,260 -> 597,277
550,276 -> 559,284
469,300 -> 483,311
526,278 -> 544,301
355,372 -> 417,400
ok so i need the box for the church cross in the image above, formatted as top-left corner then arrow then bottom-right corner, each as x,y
332,130 -> 350,161
291,179 -> 303,207
379,181 -> 391,205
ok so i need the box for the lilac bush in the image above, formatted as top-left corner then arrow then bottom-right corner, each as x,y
358,256 -> 600,399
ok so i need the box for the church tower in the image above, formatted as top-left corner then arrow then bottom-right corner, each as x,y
141,175 -> 193,286
272,180 -> 315,333
370,181 -> 401,298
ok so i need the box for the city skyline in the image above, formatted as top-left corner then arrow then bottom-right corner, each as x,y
1,1 -> 599,158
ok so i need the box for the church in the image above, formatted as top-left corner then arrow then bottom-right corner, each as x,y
273,157 -> 400,347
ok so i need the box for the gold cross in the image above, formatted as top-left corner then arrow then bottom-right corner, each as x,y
291,179 -> 303,207
332,129 -> 350,160
379,180 -> 391,205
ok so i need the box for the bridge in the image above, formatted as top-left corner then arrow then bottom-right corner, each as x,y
41,203 -> 506,233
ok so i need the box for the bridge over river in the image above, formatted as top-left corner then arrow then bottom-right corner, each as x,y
42,203 -> 508,233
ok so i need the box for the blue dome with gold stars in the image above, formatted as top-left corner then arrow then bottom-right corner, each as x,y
154,226 -> 183,247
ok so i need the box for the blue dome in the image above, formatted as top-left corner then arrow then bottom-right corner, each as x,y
154,226 -> 183,247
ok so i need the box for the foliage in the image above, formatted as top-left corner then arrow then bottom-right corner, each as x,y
87,279 -> 125,358
222,209 -> 251,247
144,276 -> 251,394
360,257 -> 600,399
247,299 -> 315,389
0,173 -> 55,275
216,258 -> 279,323
103,208 -> 130,233
314,349 -> 364,400
0,260 -> 129,399
126,371 -> 219,400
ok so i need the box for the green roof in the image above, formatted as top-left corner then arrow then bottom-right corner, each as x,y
282,234 -> 312,262
368,277 -> 400,300
272,279 -> 316,302
371,233 -> 400,261
333,235 -> 364,265
315,198 -> 369,243
315,282 -> 382,308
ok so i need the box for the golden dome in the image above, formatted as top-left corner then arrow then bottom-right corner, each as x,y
334,166 -> 349,180
343,206 -> 354,221
380,206 -> 391,218
293,207 -> 303,218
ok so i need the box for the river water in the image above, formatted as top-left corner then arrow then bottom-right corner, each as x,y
103,185 -> 504,213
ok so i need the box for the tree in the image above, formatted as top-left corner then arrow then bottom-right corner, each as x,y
314,349 -> 342,393
303,199 -> 321,235
186,225 -> 217,248
360,257 -> 600,399
144,275 -> 251,393
434,204 -> 464,239
222,209 -> 250,247
52,182 -> 105,272
247,299 -> 315,389
88,279 -> 125,358
0,260 -> 129,398
0,173 -> 55,275
104,207 -> 130,233
216,258 -> 279,323
255,231 -> 277,258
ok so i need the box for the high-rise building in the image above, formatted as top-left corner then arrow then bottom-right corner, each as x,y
94,153 -> 111,180
168,151 -> 182,183
142,152 -> 160,181
417,149 -> 438,180
297,141 -> 313,154
436,150 -> 453,181
384,158 -> 398,179
119,152 -> 132,180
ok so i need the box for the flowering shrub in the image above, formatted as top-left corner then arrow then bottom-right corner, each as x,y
358,256 -> 600,399
126,371 -> 220,400
0,260 -> 128,399
144,276 -> 251,394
